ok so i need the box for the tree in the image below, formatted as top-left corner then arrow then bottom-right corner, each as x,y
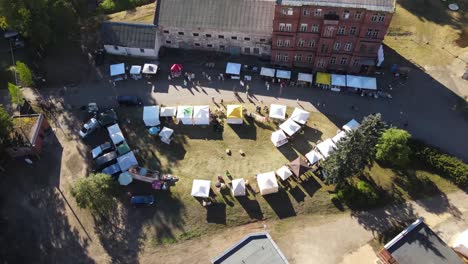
0,105 -> 13,140
15,61 -> 34,87
8,83 -> 25,107
376,128 -> 411,167
70,173 -> 119,215
323,114 -> 386,183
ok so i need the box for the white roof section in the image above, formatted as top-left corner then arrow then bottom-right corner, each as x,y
276,70 -> 291,79
361,76 -> 377,90
176,106 -> 194,125
332,130 -> 347,143
305,150 -> 323,165
257,172 -> 279,195
343,119 -> 360,132
290,108 -> 310,125
331,74 -> 346,86
117,151 -> 138,171
130,65 -> 142,74
143,106 -> 160,126
279,119 -> 301,137
193,105 -> 210,125
226,62 -> 241,75
107,123 -> 125,145
226,105 -> 243,124
260,67 -> 275,77
297,72 -> 313,83
269,104 -> 287,120
271,130 -> 288,147
110,63 -> 125,76
191,180 -> 211,198
316,138 -> 336,158
142,63 -> 158,74
232,178 -> 246,196
276,166 -> 293,181
452,230 -> 468,258
281,0 -> 396,12
160,106 -> 177,117
159,126 -> 174,140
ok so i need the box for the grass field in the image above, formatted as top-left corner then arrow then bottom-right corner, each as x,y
106,2 -> 156,24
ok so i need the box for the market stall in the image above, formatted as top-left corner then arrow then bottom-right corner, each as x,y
142,63 -> 158,77
316,138 -> 336,159
159,127 -> 174,144
260,67 -> 275,80
231,178 -> 246,196
361,76 -> 377,90
271,130 -> 288,147
290,108 -> 310,125
129,65 -> 142,80
316,72 -> 331,89
160,106 -> 177,117
191,180 -> 211,198
305,150 -> 323,165
276,166 -> 293,181
176,106 -> 193,125
276,70 -> 291,81
170,64 -> 183,77
117,151 -> 138,171
225,62 -> 241,79
288,156 -> 309,178
346,75 -> 377,94
226,105 -> 243,124
342,119 -> 360,132
143,106 -> 160,127
107,123 -> 125,145
332,130 -> 347,143
193,105 -> 210,125
297,72 -> 313,87
269,104 -> 287,120
110,63 -> 127,82
279,118 -> 301,137
256,172 -> 279,195
331,74 -> 346,92
118,172 -> 133,186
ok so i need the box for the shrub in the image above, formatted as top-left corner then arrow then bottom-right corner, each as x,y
376,128 -> 411,167
7,83 -> 25,107
15,61 -> 34,87
98,0 -> 152,13
336,180 -> 380,209
410,140 -> 468,187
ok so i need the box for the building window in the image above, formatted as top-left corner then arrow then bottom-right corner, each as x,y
244,47 -> 250,53
311,24 -> 319,33
277,39 -> 283,47
163,30 -> 169,34
366,28 -> 373,37
337,26 -> 345,35
372,29 -> 380,38
218,35 -> 224,39
260,38 -> 266,42
368,46 -> 375,53
307,55 -> 313,63
324,26 -> 335,37
333,42 -> 340,51
340,57 -> 348,65
303,9 -> 310,16
195,43 -> 201,47
314,8 -> 322,16
320,44 -> 328,53
279,23 -> 286,31
309,40 -> 315,48
284,39 -> 290,47
285,24 -> 292,32
343,11 -> 350,19
113,46 -> 119,50
353,59 -> 360,66
350,27 -> 357,36
317,59 -> 325,67
275,53 -> 281,61
207,44 -> 213,48
299,23 -> 308,32
378,14 -> 386,22
282,7 -> 293,15
165,40 -> 171,44
294,53 -> 302,62
344,43 -> 352,51
244,37 -> 250,41
354,11 -> 362,20
329,57 -> 337,65
193,33 -> 199,36
232,36 -> 237,40
298,39 -> 305,47
178,32 -> 184,35
283,54 -> 289,62
359,44 -> 366,52
253,48 -> 260,54
371,14 -> 378,22
219,45 -> 225,50
140,48 -> 145,53
205,34 -> 211,38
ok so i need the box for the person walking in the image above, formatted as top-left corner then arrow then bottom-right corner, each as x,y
265,81 -> 270,91
246,84 -> 250,96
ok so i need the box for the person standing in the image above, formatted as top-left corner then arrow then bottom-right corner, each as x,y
246,84 -> 250,96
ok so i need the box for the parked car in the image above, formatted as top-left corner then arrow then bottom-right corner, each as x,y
79,117 -> 99,138
91,142 -> 113,159
95,151 -> 118,169
116,95 -> 142,106
97,109 -> 118,127
130,195 -> 155,206
102,163 -> 121,176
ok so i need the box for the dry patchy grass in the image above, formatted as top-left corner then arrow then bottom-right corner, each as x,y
106,2 -> 156,24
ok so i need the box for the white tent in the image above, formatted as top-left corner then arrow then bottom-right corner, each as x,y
305,150 -> 323,165
159,127 -> 174,140
346,75 -> 361,88
343,119 -> 360,132
117,151 -> 138,171
269,104 -> 287,120
226,105 -> 243,124
110,63 -> 125,77
260,67 -> 275,77
290,108 -> 310,125
257,172 -> 279,195
176,106 -> 194,125
193,105 -> 210,125
332,130 -> 347,143
107,124 -> 125,145
142,63 -> 158,75
160,106 -> 177,117
316,138 -> 336,158
276,70 -> 291,79
276,166 -> 293,181
297,73 -> 313,83
143,106 -> 160,126
231,178 -> 246,196
377,45 -> 384,67
271,130 -> 288,147
225,62 -> 241,75
360,77 -> 377,90
451,230 -> 468,258
331,74 -> 346,86
130,65 -> 141,75
191,180 -> 211,198
279,119 -> 301,136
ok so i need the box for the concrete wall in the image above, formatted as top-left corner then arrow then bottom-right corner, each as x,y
104,45 -> 158,58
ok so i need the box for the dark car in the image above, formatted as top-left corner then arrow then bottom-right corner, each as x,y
95,151 -> 118,168
116,95 -> 142,106
98,109 -> 118,127
91,142 -> 113,159
130,195 -> 155,206
102,163 -> 121,176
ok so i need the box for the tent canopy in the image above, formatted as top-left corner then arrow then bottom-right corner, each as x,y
279,118 -> 301,136
226,105 -> 243,124
117,151 -> 138,171
269,104 -> 287,120
193,105 -> 210,125
346,75 -> 361,88
142,63 -> 158,74
160,106 -> 177,117
332,130 -> 347,143
170,64 -> 182,72
276,165 -> 293,181
110,63 -> 125,76
107,124 -> 125,145
176,106 -> 193,125
360,77 -> 377,90
130,65 -> 142,75
159,127 -> 174,140
316,72 -> 331,85
343,119 -> 360,132
143,106 -> 160,126
305,150 -> 323,165
331,74 -> 346,86
271,130 -> 288,147
452,230 -> 468,258
225,62 -> 241,75
288,156 -> 309,177
276,70 -> 291,79
260,67 -> 275,77
290,108 -> 310,125
117,142 -> 131,155
297,73 -> 313,83
191,180 -> 211,198
232,178 -> 246,196
118,172 -> 133,185
316,138 -> 336,158
257,172 -> 279,195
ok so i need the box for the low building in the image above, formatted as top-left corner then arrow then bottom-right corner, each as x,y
155,0 -> 276,57
6,114 -> 50,158
101,21 -> 161,58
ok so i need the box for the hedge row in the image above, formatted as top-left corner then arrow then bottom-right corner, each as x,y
336,180 -> 380,209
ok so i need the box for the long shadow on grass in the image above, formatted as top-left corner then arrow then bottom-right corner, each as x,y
229,117 -> 257,140
235,196 -> 264,220
207,203 -> 227,224
178,123 -> 223,140
263,189 -> 297,219
289,126 -> 323,154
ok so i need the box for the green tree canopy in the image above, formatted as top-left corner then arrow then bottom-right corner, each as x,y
376,128 -> 412,167
7,83 -> 25,107
70,173 -> 119,215
0,105 -> 13,141
15,61 -> 33,87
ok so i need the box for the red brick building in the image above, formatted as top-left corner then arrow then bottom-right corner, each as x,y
271,0 -> 395,74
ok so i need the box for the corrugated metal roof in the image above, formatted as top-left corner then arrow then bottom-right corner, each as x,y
281,0 -> 396,12
157,0 -> 276,34
101,22 -> 157,49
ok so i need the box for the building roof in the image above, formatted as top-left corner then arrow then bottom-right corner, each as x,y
156,0 -> 276,34
280,0 -> 396,12
212,233 -> 288,264
11,114 -> 42,146
101,21 -> 157,49
383,218 -> 464,264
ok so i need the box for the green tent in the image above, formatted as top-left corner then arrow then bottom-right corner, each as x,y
117,142 -> 131,155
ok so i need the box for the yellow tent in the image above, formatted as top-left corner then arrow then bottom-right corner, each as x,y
316,72 -> 331,85
226,105 -> 243,124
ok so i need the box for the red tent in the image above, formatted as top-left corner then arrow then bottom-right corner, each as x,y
170,64 -> 182,73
